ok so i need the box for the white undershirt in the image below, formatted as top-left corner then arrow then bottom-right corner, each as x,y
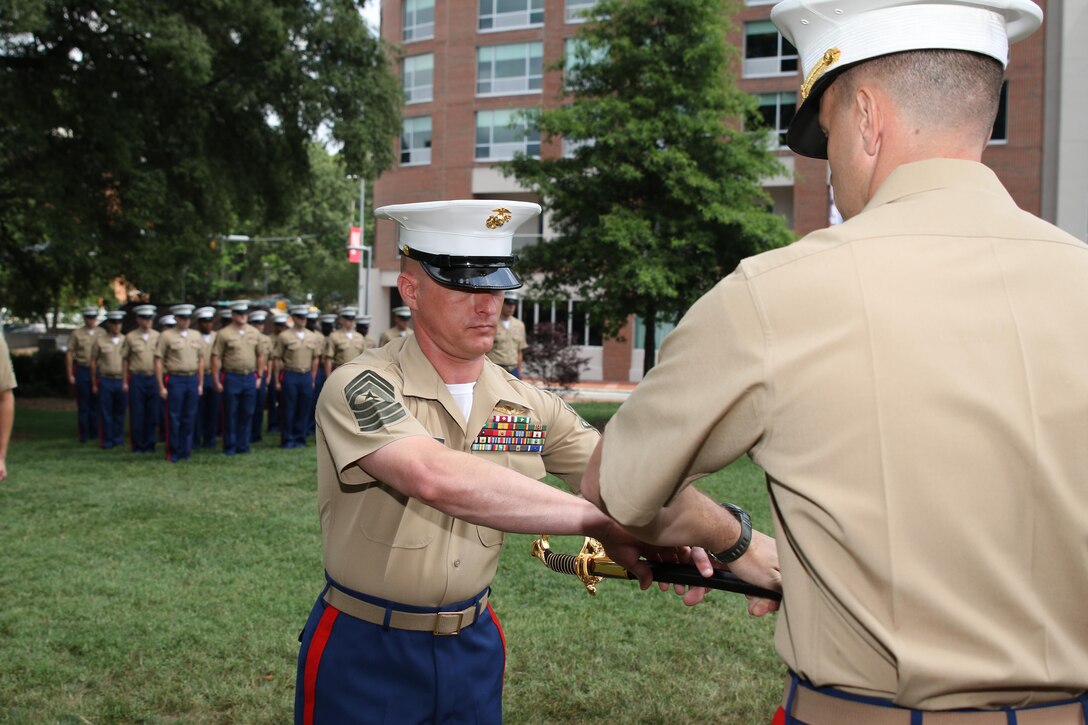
445,382 -> 476,423
501,319 -> 510,330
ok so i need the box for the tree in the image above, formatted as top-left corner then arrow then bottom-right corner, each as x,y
214,143 -> 366,310
0,0 -> 400,314
502,0 -> 793,375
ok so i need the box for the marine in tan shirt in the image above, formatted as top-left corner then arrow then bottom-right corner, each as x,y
378,306 -> 414,346
323,307 -> 370,377
273,307 -> 323,448
485,293 -> 527,376
155,305 -> 204,462
295,200 -> 655,724
122,305 -> 161,453
66,307 -> 102,443
586,1 -> 1088,719
90,311 -> 128,448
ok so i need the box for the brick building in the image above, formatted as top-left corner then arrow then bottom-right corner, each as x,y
369,0 -> 1062,383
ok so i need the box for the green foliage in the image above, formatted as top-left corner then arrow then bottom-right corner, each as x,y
213,144 -> 367,309
0,0 -> 400,312
2,404 -> 784,722
502,0 -> 793,371
9,349 -> 66,397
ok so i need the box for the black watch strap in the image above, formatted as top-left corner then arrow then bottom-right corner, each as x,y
708,503 -> 752,564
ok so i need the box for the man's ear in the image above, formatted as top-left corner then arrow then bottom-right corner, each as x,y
855,86 -> 883,157
397,271 -> 419,309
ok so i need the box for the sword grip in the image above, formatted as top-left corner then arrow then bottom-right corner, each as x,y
539,549 -> 580,576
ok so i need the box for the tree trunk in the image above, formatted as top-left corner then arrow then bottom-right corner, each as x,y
642,303 -> 657,377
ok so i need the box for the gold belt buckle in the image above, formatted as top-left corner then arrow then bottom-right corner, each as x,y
433,611 -> 465,636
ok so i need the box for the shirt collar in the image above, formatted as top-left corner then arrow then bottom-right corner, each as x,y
863,159 -> 1012,215
399,335 -> 536,434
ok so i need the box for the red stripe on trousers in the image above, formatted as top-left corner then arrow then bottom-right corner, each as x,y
488,602 -> 507,685
163,374 -> 171,460
771,706 -> 787,725
302,604 -> 340,725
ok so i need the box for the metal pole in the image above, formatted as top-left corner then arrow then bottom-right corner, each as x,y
356,177 -> 370,315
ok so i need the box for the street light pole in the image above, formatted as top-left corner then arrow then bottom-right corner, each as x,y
357,177 -> 371,316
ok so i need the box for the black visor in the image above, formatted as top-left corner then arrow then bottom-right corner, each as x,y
405,247 -> 523,292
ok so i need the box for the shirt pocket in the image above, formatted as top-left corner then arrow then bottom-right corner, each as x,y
359,487 -> 440,549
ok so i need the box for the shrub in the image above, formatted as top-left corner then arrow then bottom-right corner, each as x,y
11,350 -> 68,398
523,322 -> 588,393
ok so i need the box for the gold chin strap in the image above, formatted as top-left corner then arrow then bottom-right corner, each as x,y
801,48 -> 842,101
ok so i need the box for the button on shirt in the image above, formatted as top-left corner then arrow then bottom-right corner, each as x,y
122,329 -> 159,374
155,329 -> 202,373
212,324 -> 260,372
317,336 -> 599,607
597,160 -> 1088,711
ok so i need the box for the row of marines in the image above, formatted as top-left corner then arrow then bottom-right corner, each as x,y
63,302 -> 415,462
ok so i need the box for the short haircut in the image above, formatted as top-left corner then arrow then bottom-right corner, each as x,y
836,50 -> 1004,141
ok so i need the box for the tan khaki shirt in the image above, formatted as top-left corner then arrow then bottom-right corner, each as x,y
599,160 -> 1088,710
379,327 -> 413,347
486,316 -> 527,368
155,329 -> 202,373
0,333 -> 16,392
324,329 -> 370,369
273,328 -> 321,371
90,335 -> 125,377
122,329 -> 160,374
316,336 -> 599,606
68,326 -> 100,366
212,324 -> 260,372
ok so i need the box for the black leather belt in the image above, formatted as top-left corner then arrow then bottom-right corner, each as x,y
224,369 -> 254,375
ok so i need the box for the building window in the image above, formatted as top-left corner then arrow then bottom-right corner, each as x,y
477,42 -> 543,96
403,53 -> 434,103
478,0 -> 544,32
989,81 -> 1008,144
404,0 -> 435,42
564,37 -> 607,88
562,136 -> 595,158
524,299 -> 602,347
756,91 -> 797,148
743,20 -> 798,77
565,0 -> 598,23
475,109 -> 540,161
401,116 -> 432,165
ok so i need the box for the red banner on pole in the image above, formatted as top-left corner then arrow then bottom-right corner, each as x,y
348,226 -> 362,263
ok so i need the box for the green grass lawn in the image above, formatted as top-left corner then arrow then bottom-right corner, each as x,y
1,403 -> 784,724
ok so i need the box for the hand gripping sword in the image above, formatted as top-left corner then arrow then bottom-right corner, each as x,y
530,535 -> 782,600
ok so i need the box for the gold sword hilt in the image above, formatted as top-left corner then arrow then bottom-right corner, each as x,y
530,535 -> 630,596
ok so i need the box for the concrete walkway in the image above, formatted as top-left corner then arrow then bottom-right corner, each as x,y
523,378 -> 637,403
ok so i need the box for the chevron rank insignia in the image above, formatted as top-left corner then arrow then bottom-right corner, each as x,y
344,370 -> 407,433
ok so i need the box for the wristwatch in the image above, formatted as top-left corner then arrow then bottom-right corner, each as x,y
707,503 -> 752,564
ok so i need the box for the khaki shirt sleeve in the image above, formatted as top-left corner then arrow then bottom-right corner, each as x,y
154,332 -> 168,358
599,272 -> 767,527
318,365 -> 435,486
531,389 -> 599,492
0,334 -> 16,392
89,338 -> 102,362
211,332 -> 226,359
